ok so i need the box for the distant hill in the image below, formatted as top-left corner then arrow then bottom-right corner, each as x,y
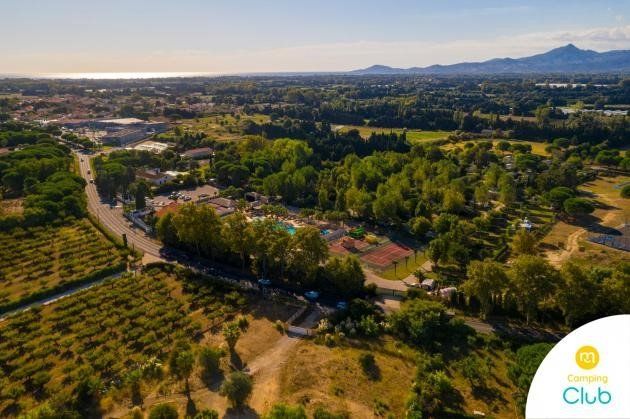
350,44 -> 630,75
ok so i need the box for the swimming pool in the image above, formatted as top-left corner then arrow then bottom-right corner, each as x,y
276,222 -> 296,235
320,229 -> 330,235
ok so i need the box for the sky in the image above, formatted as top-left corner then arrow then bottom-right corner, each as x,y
2,0 -> 630,75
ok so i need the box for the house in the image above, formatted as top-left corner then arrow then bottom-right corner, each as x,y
206,197 -> 236,217
181,147 -> 214,159
245,191 -> 270,207
136,169 -> 172,185
420,279 -> 436,291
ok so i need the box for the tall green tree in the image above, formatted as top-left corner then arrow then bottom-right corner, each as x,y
509,255 -> 560,323
287,226 -> 329,285
462,260 -> 508,319
222,211 -> 253,270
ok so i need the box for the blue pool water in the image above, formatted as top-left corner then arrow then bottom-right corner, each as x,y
321,229 -> 330,235
276,222 -> 297,235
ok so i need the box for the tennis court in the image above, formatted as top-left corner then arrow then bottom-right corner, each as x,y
361,241 -> 414,269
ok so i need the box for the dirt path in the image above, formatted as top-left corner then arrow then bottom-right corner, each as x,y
547,228 -> 584,267
106,308 -> 318,418
545,206 -> 619,267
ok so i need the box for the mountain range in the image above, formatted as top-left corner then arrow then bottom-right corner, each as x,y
349,44 -> 630,75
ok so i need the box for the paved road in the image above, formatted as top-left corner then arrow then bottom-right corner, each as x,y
77,151 -> 163,257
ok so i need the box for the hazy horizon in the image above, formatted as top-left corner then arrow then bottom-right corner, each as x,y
2,0 -> 630,74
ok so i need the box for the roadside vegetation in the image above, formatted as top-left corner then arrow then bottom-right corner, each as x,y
0,220 -> 127,313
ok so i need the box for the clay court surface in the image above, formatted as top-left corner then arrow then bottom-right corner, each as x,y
360,241 -> 414,268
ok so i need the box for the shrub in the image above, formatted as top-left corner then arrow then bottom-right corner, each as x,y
198,346 -> 225,379
194,409 -> 220,419
149,403 -> 179,419
263,403 -> 307,419
621,184 -> 630,199
313,407 -> 350,419
236,315 -> 249,330
222,322 -> 241,350
220,371 -> 252,407
358,353 -> 380,380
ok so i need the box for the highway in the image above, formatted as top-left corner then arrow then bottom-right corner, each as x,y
77,151 -> 163,257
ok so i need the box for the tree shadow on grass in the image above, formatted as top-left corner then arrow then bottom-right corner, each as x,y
186,395 -> 198,418
224,405 -> 259,418
229,350 -> 245,371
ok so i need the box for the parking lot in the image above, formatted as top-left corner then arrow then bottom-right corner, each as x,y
150,184 -> 220,207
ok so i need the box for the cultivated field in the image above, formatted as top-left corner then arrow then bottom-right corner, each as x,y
0,220 -> 127,312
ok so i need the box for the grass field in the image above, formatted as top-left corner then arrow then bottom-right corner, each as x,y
170,113 -> 270,141
541,175 -> 630,267
335,125 -> 453,144
0,220 -> 127,312
379,252 -> 427,280
442,139 -> 551,156
277,337 -> 518,418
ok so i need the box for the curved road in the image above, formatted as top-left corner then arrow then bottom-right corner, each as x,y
77,151 -> 163,257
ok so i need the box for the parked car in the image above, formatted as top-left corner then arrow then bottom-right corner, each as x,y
304,290 -> 320,301
258,278 -> 272,286
336,301 -> 348,310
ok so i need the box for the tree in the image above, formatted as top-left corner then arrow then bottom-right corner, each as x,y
546,186 -> 574,210
323,255 -> 365,297
287,226 -> 329,285
474,183 -> 490,207
462,260 -> 508,318
149,403 -> 179,419
156,212 -> 180,246
389,298 -> 449,347
512,229 -> 537,255
509,255 -> 560,323
169,342 -> 194,391
556,262 -> 599,327
133,181 -> 149,210
194,410 -> 219,419
498,173 -> 516,205
222,322 -> 241,351
198,346 -> 225,380
427,237 -> 448,267
459,355 -> 489,388
263,403 -> 307,419
172,203 -> 223,258
409,216 -> 431,238
620,184 -> 630,199
222,211 -> 253,270
563,198 -> 594,217
509,343 -> 553,414
220,371 -> 253,407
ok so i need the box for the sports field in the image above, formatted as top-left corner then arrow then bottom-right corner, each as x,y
360,241 -> 414,269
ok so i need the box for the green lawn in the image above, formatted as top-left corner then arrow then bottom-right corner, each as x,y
336,125 -> 452,144
379,252 -> 427,281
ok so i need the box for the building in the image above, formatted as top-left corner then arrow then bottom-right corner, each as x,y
62,117 -> 168,146
133,140 -> 170,154
102,128 -> 149,146
135,169 -> 172,185
206,197 -> 236,217
181,147 -> 214,159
